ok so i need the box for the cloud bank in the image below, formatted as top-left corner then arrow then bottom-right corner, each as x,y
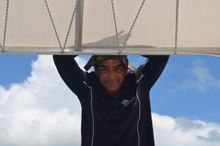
0,56 -> 219,146
153,113 -> 220,146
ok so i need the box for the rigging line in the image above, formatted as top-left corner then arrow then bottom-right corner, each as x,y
44,0 -> 63,51
0,6 -> 2,51
122,0 -> 146,47
110,0 -> 121,54
63,0 -> 78,50
0,43 -> 2,50
44,0 -> 77,53
174,0 -> 180,55
0,17 -> 2,49
1,0 -> 10,52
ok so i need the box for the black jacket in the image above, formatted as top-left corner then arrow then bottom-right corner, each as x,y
53,55 -> 169,146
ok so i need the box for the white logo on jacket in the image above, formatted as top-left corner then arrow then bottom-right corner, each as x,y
121,97 -> 136,108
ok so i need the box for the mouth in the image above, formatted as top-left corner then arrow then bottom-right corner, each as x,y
108,80 -> 119,86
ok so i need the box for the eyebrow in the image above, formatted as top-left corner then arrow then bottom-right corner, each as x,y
98,64 -> 125,68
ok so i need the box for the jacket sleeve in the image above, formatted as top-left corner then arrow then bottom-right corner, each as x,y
137,55 -> 169,90
53,55 -> 87,98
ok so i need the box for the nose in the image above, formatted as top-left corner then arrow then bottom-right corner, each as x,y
108,69 -> 117,79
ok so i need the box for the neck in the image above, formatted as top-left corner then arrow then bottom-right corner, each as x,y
106,88 -> 122,98
107,91 -> 119,98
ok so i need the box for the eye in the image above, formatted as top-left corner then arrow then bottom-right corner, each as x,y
114,66 -> 125,72
98,67 -> 108,72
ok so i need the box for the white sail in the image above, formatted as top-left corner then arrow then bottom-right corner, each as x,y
0,0 -> 220,55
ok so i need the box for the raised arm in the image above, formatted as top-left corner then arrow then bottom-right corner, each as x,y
137,55 -> 169,89
53,55 -> 87,98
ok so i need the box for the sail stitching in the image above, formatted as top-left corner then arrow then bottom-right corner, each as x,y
1,0 -> 10,52
44,0 -> 78,53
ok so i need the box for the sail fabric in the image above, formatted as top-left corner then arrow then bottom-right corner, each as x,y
1,0 -> 220,55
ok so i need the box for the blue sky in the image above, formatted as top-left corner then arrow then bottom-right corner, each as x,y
151,55 -> 220,123
1,55 -> 219,123
0,54 -> 220,146
0,55 -> 37,87
128,55 -> 220,123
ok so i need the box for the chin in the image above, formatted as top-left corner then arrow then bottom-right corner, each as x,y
107,87 -> 120,93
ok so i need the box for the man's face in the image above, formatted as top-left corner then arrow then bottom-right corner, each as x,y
96,59 -> 127,96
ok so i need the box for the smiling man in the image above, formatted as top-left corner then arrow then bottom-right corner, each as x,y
53,55 -> 169,146
85,56 -> 128,97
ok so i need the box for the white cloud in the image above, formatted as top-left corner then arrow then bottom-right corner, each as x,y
187,60 -> 216,91
0,107 -> 80,146
153,113 -> 220,146
0,55 -> 85,146
0,55 -> 220,146
172,59 -> 220,92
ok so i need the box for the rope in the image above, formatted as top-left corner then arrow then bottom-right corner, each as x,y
1,0 -> 10,52
122,0 -> 146,47
110,0 -> 147,54
44,0 -> 62,50
110,0 -> 121,54
174,0 -> 180,55
44,0 -> 78,53
63,0 -> 79,50
123,0 -> 146,46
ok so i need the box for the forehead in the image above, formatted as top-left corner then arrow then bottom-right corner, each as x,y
97,59 -> 124,67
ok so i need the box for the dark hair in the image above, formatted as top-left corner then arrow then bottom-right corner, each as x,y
84,55 -> 128,71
